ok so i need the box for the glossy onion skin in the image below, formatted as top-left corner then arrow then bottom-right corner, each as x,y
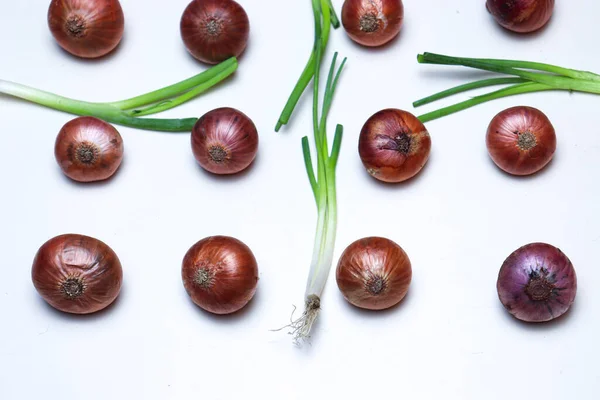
55,116 -> 124,182
191,107 -> 259,175
342,0 -> 404,47
48,0 -> 125,58
182,236 -> 259,315
180,0 -> 250,64
336,237 -> 412,310
497,243 -> 577,323
486,106 -> 556,176
32,234 -> 123,314
359,109 -> 431,183
486,0 -> 554,33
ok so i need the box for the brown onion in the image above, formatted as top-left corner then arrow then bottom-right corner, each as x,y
180,0 -> 250,65
341,0 -> 404,47
181,236 -> 259,315
336,237 -> 412,310
497,243 -> 577,322
359,109 -> 431,183
32,234 -> 123,314
54,116 -> 124,182
486,0 -> 554,33
191,107 -> 258,175
48,0 -> 125,59
486,106 -> 556,176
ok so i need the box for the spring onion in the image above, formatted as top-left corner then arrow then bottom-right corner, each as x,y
274,0 -> 340,132
0,57 -> 238,132
283,0 -> 346,343
413,52 -> 600,123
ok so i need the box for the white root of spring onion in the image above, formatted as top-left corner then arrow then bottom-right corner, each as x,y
287,295 -> 321,343
290,201 -> 337,343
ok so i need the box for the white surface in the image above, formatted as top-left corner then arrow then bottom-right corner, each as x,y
1,0 -> 599,399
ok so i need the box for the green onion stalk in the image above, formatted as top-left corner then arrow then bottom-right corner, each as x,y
283,0 -> 346,342
413,52 -> 600,123
0,57 -> 238,132
274,0 -> 340,132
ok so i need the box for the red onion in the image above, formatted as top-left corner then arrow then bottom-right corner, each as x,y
486,106 -> 556,176
54,116 -> 124,182
32,234 -> 123,314
181,236 -> 259,315
180,0 -> 250,65
48,0 -> 125,59
497,243 -> 577,322
336,237 -> 412,310
359,109 -> 431,183
486,0 -> 555,33
191,107 -> 258,175
341,0 -> 404,47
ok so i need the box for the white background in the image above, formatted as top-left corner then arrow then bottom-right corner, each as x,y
1,0 -> 599,399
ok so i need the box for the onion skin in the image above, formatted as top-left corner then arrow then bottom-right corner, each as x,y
180,0 -> 250,65
32,234 -> 123,314
486,106 -> 556,176
54,116 -> 124,182
497,243 -> 577,322
181,236 -> 259,315
342,0 -> 404,47
336,237 -> 412,310
191,107 -> 259,175
486,0 -> 555,33
359,109 -> 431,183
48,0 -> 125,59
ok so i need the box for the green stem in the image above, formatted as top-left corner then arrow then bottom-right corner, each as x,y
417,82 -> 553,123
326,0 -> 340,28
413,77 -> 527,107
103,114 -> 198,132
274,0 -> 333,132
302,136 -> 319,200
0,79 -> 198,132
418,52 -> 600,82
0,79 -> 110,115
0,58 -> 237,132
110,58 -> 238,110
329,124 -> 343,167
125,63 -> 237,117
418,53 -> 600,94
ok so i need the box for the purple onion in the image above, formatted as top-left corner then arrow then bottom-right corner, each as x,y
497,243 -> 577,323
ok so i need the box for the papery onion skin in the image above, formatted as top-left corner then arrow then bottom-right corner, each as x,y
342,0 -> 404,47
359,109 -> 431,183
486,0 -> 554,33
191,107 -> 259,175
336,237 -> 412,310
486,106 -> 556,176
48,0 -> 125,59
180,0 -> 250,65
181,236 -> 259,315
32,234 -> 123,314
54,116 -> 124,182
497,242 -> 576,322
